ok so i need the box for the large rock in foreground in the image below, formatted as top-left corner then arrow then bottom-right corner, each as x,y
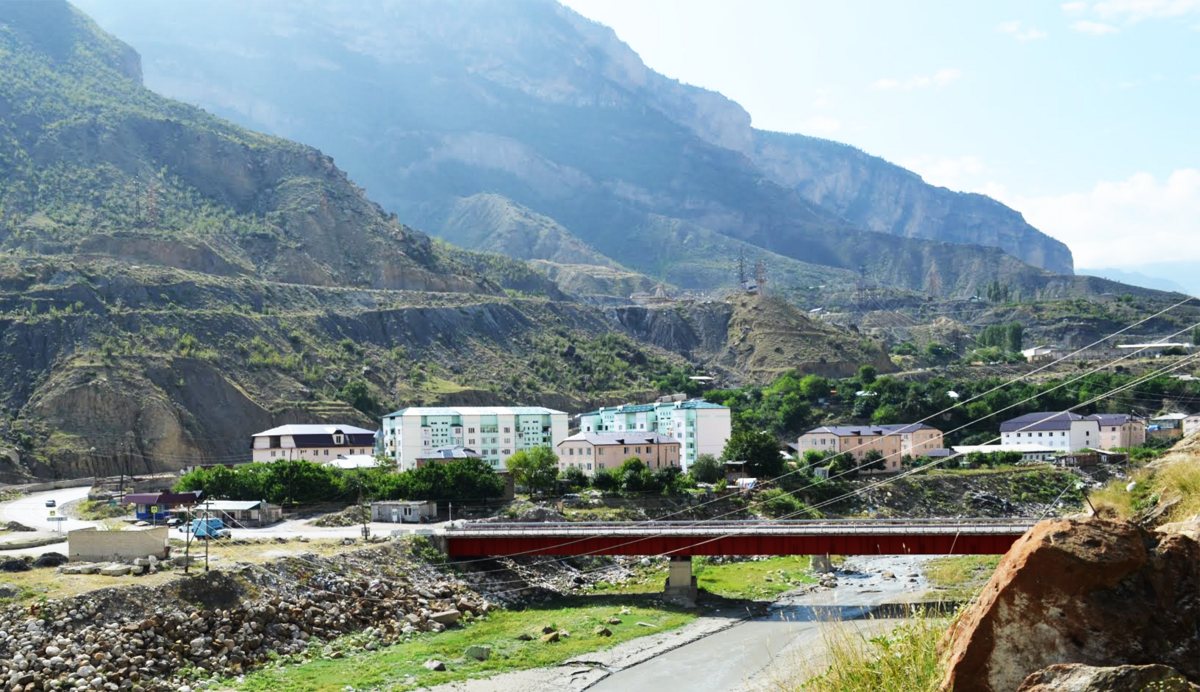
940,518 -> 1200,692
1016,663 -> 1200,692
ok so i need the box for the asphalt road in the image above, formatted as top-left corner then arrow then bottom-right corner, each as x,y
0,486 -> 96,534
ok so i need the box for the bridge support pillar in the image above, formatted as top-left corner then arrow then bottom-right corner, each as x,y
811,554 -> 834,574
663,556 -> 697,606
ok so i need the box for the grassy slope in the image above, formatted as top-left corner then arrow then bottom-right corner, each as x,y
1093,435 -> 1200,525
235,598 -> 694,692
596,556 -> 817,600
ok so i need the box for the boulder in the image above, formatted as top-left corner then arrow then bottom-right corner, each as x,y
540,631 -> 559,643
428,610 -> 460,625
593,626 -> 612,637
1016,663 -> 1200,691
100,564 -> 132,577
464,645 -> 490,661
940,518 -> 1200,692
33,552 -> 68,569
422,659 -> 446,672
0,558 -> 30,572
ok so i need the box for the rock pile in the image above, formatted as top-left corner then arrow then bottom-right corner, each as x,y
940,517 -> 1200,692
0,543 -> 492,691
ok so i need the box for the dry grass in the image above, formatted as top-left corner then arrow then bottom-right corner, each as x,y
1093,436 -> 1200,525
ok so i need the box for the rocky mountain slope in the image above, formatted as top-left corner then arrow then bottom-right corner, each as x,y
74,0 -> 1073,298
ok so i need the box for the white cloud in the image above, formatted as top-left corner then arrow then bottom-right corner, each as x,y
1071,19 -> 1121,33
798,115 -> 842,134
901,155 -> 986,190
813,89 -> 833,109
994,170 -> 1200,269
997,20 -> 1049,40
873,68 -> 962,90
1062,1 -> 1089,11
1093,0 -> 1200,21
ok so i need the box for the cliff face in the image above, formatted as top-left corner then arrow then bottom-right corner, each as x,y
75,0 -> 1075,298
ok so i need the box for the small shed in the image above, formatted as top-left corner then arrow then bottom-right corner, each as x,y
724,460 -> 750,481
121,491 -> 202,522
191,500 -> 282,527
371,500 -> 437,524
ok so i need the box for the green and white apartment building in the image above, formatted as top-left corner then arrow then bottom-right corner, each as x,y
380,406 -> 568,471
577,400 -> 731,471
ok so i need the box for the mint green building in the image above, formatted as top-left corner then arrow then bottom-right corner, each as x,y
577,400 -> 731,471
381,406 -> 568,471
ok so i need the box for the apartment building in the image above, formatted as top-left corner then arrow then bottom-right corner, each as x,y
556,432 -> 681,475
795,426 -> 904,474
577,400 -> 730,471
380,406 -> 568,471
882,423 -> 944,456
251,424 -> 377,463
999,412 -> 1099,452
1089,413 -> 1146,449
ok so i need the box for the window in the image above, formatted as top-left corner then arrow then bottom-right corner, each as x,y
333,434 -> 344,445
586,448 -> 592,455
624,447 -> 629,454
504,427 -> 510,433
468,439 -> 475,445
270,450 -> 276,458
324,449 -> 330,456
468,428 -> 475,433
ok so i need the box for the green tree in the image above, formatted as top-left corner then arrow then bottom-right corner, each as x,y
722,430 -> 783,478
861,449 -> 887,472
858,364 -> 878,386
871,403 -> 901,425
799,374 -> 833,400
688,453 -> 724,484
338,379 -> 376,414
506,446 -> 559,495
559,466 -> 589,490
592,467 -> 621,493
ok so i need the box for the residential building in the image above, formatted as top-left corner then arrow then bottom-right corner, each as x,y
999,412 -> 1099,452
952,444 -> 1059,464
1021,346 -> 1059,364
381,406 -> 568,471
555,432 -> 681,475
1148,412 -> 1189,441
1088,413 -> 1146,449
577,400 -> 731,471
196,500 -> 281,527
795,426 -> 903,474
371,500 -> 437,523
415,446 -> 482,468
883,423 -> 945,456
251,424 -> 376,463
1184,414 -> 1200,437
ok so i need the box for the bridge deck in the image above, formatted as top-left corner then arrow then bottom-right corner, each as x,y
443,519 -> 1036,557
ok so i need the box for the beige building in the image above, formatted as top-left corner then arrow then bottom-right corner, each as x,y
886,423 -> 945,457
251,424 -> 376,463
1089,414 -> 1146,449
795,425 -> 908,474
556,432 -> 681,476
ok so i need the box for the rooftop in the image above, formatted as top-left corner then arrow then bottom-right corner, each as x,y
385,406 -> 566,418
416,446 -> 482,459
999,412 -> 1088,433
252,424 -> 375,437
802,423 -> 939,437
581,399 -> 730,417
560,431 -> 678,446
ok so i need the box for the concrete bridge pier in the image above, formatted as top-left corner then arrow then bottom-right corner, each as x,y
663,555 -> 698,606
811,554 -> 834,573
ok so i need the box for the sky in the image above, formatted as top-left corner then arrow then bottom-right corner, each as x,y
560,0 -> 1200,287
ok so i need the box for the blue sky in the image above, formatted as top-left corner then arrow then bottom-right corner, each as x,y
561,0 -> 1200,284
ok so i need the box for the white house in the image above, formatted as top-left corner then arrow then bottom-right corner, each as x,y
380,406 -> 568,471
251,425 -> 377,463
999,412 -> 1099,452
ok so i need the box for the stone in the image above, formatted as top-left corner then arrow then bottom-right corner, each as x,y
0,558 -> 30,572
1016,663 -> 1200,692
540,626 -> 556,634
605,617 -> 622,625
464,645 -> 490,661
940,518 -> 1200,692
515,634 -> 532,641
422,659 -> 446,672
33,553 -> 68,569
593,626 -> 611,637
428,610 -> 460,625
99,565 -> 131,577
540,631 -> 559,643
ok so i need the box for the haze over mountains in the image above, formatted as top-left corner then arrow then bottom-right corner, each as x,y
77,0 -> 1078,299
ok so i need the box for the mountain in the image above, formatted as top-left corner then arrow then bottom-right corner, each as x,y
73,0 -> 1073,298
0,1 -> 895,482
1079,267 -> 1191,296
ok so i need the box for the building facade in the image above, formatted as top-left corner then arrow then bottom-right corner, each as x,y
381,406 -> 568,471
1148,412 -> 1188,441
577,400 -> 730,471
999,413 -> 1099,452
1184,414 -> 1200,438
795,426 -> 904,474
1089,413 -> 1146,449
556,432 -> 681,475
251,425 -> 377,463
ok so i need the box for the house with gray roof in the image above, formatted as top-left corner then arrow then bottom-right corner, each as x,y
251,424 -> 377,463
577,399 -> 731,472
556,431 -> 680,476
999,412 -> 1099,452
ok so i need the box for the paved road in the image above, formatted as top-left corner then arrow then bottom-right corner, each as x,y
588,555 -> 933,692
0,487 -> 96,534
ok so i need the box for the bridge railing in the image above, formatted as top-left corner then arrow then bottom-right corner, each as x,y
444,519 -> 1039,536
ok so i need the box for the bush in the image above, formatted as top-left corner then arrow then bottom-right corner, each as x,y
592,467 -> 621,493
506,447 -> 559,495
689,453 -> 723,484
559,466 -> 589,490
757,488 -> 819,519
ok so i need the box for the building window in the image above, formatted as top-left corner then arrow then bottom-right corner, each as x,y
504,427 -> 510,433
586,448 -> 592,455
270,450 -> 276,458
624,447 -> 629,454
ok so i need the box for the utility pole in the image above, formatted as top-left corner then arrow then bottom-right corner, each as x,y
358,475 -> 370,540
183,505 -> 194,574
204,499 -> 211,573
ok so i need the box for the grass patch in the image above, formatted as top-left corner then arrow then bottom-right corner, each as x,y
924,556 -> 1001,601
562,506 -> 643,522
798,610 -> 949,692
233,597 -> 694,692
1094,444 -> 1200,525
695,556 -> 816,600
73,499 -> 132,521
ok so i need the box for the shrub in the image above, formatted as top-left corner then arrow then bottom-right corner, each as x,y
689,453 -> 723,484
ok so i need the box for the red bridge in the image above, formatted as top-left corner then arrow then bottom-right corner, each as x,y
441,519 -> 1035,558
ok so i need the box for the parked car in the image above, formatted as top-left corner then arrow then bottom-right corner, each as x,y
178,518 -> 231,539
44,499 -> 56,508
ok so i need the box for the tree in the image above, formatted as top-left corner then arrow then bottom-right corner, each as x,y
506,447 -> 559,495
338,379 -> 376,414
799,375 -> 833,400
861,450 -> 887,472
826,452 -> 857,479
858,364 -> 877,386
592,467 -> 621,493
802,449 -> 829,468
722,430 -> 783,478
871,403 -> 901,425
689,453 -> 724,484
559,466 -> 589,490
